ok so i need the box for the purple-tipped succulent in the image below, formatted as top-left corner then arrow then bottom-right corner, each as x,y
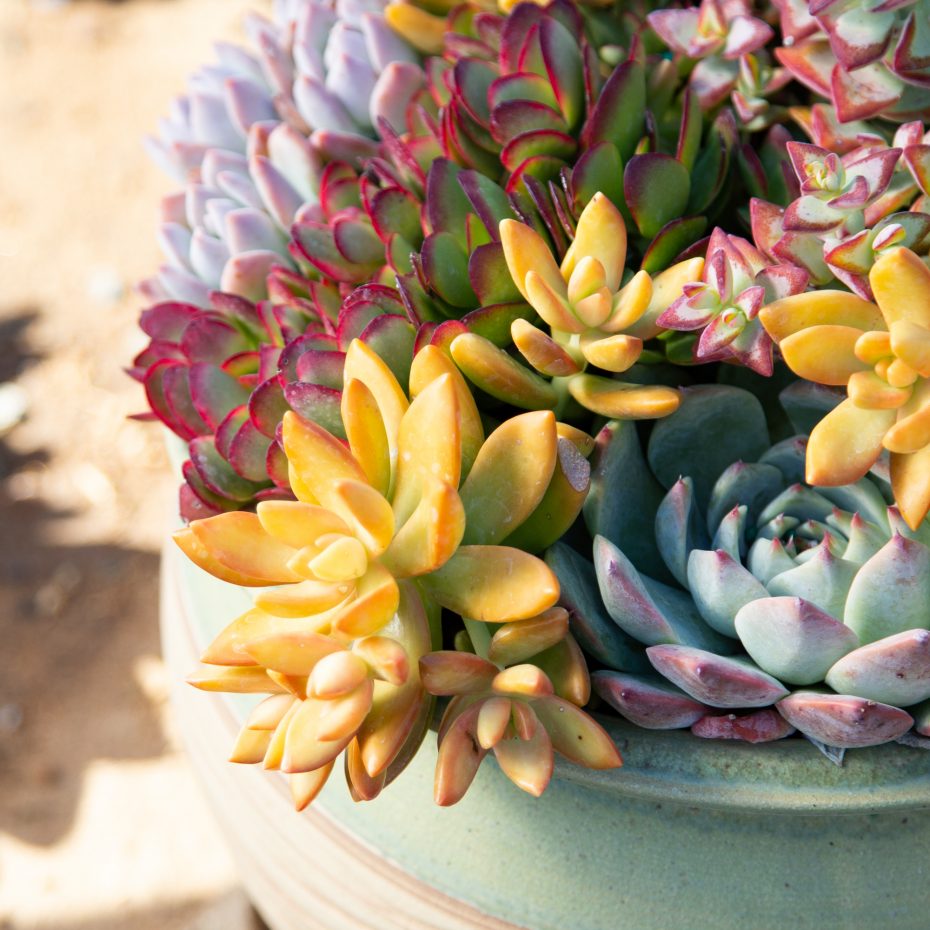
550,383 -> 930,758
774,0 -> 930,123
648,0 -> 774,111
751,136 -> 930,296
657,228 -> 808,375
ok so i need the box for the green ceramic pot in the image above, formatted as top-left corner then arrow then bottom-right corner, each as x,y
161,532 -> 930,930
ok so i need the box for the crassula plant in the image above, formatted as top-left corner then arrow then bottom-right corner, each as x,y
134,0 -> 930,811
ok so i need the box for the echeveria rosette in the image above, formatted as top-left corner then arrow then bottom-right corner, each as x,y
177,338 -> 608,805
774,0 -> 930,123
760,246 -> 930,531
141,122 -> 324,307
554,383 -> 930,755
647,0 -> 774,111
147,0 -> 427,181
492,192 -> 706,419
656,227 -> 809,375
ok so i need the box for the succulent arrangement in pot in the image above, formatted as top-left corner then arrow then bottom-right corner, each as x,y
134,0 -> 930,926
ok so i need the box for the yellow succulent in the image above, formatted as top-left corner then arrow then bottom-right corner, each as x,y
500,192 -> 705,420
760,247 -> 930,530
176,339 -> 583,806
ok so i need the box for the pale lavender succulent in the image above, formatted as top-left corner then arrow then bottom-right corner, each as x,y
146,0 -> 424,182
139,122 -> 320,306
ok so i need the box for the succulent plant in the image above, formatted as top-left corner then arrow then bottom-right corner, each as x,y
656,227 -> 808,374
760,245 -> 930,530
420,626 -> 622,804
773,0 -> 930,123
140,121 -> 324,306
147,0 -> 428,182
751,136 -> 930,297
500,191 -> 701,416
177,337 -> 617,804
135,0 -> 930,812
647,0 -> 775,111
552,382 -> 930,756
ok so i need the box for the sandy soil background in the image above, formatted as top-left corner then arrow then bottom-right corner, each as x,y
1,1 -> 275,926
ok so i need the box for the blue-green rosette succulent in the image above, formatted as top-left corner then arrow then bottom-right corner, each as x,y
548,384 -> 930,758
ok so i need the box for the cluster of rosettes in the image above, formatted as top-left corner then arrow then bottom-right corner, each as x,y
135,0 -> 930,808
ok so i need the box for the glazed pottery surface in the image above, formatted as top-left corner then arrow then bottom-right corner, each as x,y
162,539 -> 930,930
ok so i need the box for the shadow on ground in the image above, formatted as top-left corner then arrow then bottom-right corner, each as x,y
0,309 -> 166,847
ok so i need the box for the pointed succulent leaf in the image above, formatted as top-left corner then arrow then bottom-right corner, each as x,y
583,60 -> 645,162
419,651 -> 499,695
686,549 -> 769,637
595,536 -> 734,653
766,546 -> 858,620
533,695 -> 623,769
183,512 -> 301,585
624,154 -> 692,241
380,476 -> 465,578
450,333 -> 558,410
567,375 -> 681,420
433,702 -> 487,806
844,535 -> 930,643
391,374 -> 462,526
281,410 -> 367,507
488,608 -> 570,667
584,421 -> 672,583
647,645 -> 790,709
759,289 -> 886,342
816,479 -> 890,531
341,378 -> 391,499
330,564 -> 402,638
545,543 -> 650,673
459,410 -> 558,545
734,596 -> 860,685
692,709 -> 796,744
501,437 -> 590,553
592,671 -> 709,730
187,664 -> 285,694
655,477 -> 710,589
421,546 -> 560,623
707,462 -> 786,538
776,692 -> 913,748
825,630 -> 930,707
530,634 -> 589,707
493,726 -> 554,797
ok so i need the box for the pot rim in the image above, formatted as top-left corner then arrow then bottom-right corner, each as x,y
555,715 -> 930,814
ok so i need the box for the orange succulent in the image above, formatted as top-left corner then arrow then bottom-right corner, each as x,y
176,338 -> 593,806
760,247 -> 930,529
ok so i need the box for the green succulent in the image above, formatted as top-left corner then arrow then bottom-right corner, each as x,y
550,383 -> 930,758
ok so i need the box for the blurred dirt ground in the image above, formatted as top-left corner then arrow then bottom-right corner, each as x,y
0,1 -> 273,927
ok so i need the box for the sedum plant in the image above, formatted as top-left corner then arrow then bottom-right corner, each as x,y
761,245 -> 930,529
177,337 -> 619,803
